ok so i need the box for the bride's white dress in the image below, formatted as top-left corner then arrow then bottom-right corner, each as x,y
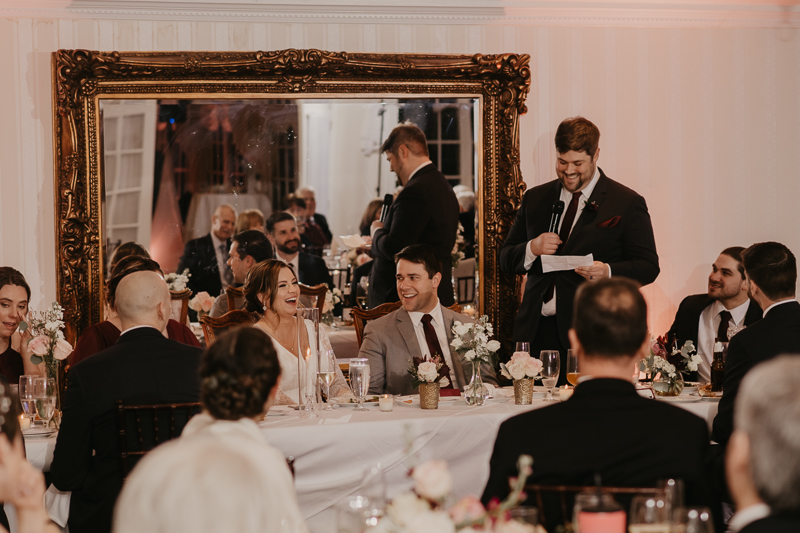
255,319 -> 352,405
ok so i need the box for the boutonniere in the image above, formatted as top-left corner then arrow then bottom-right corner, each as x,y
584,200 -> 599,212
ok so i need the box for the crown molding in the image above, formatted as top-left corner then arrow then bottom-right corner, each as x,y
1,1 -> 799,28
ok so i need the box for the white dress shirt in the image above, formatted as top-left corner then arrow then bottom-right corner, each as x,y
762,298 -> 797,317
523,168 -> 605,316
408,301 -> 458,385
210,232 -> 230,290
696,299 -> 751,382
277,251 -> 300,276
727,503 -> 770,533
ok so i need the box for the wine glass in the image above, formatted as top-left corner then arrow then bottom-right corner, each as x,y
318,349 -> 337,411
539,350 -> 560,402
567,349 -> 579,386
672,506 -> 714,533
349,358 -> 370,411
514,342 -> 530,354
628,493 -> 671,533
18,375 -> 36,427
33,377 -> 57,430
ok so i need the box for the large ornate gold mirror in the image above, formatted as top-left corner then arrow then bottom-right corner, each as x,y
52,49 -> 530,352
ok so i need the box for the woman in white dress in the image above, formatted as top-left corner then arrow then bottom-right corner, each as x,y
242,259 -> 351,405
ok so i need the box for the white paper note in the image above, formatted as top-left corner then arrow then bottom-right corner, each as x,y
337,234 -> 367,249
540,254 -> 594,273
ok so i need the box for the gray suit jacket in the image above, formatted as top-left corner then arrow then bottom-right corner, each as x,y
361,306 -> 498,395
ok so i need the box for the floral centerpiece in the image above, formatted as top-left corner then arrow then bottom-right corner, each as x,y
408,356 -> 451,409
322,287 -> 343,325
373,455 -> 538,533
188,292 -> 216,319
500,352 -> 543,405
640,336 -> 701,396
164,268 -> 191,292
22,302 -> 73,408
450,316 -> 501,406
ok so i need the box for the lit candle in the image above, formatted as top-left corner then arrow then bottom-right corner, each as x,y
559,385 -> 574,401
379,394 -> 394,412
19,415 -> 31,431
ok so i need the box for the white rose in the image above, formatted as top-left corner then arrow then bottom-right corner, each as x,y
405,511 -> 456,533
454,324 -> 471,336
450,337 -> 464,349
507,362 -> 526,381
417,362 -> 439,382
412,460 -> 452,501
44,320 -> 61,332
387,492 -> 430,527
486,340 -> 501,352
464,349 -> 477,361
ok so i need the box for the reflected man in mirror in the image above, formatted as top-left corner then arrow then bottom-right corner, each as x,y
296,185 -> 332,246
367,122 -> 459,309
208,230 -> 274,317
500,117 -> 659,384
177,203 -> 237,301
362,244 -> 497,395
266,212 -> 332,288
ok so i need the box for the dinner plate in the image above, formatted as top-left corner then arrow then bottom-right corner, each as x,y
22,427 -> 56,438
334,401 -> 379,408
656,395 -> 701,403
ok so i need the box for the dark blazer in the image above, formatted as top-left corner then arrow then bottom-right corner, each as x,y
667,294 -> 762,381
177,233 -> 229,298
499,170 -> 659,348
740,511 -> 800,533
368,163 -> 459,308
311,213 -> 333,243
50,327 -> 202,533
711,300 -> 800,446
482,379 -> 713,521
298,251 -> 333,288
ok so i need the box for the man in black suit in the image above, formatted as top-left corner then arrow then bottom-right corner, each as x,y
367,122 -> 459,308
177,203 -> 237,298
711,242 -> 800,447
500,117 -> 659,384
482,278 -> 713,529
667,247 -> 762,382
50,271 -> 202,533
296,185 -> 333,244
266,212 -> 332,288
726,356 -> 800,533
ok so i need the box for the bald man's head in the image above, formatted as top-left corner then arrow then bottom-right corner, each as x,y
115,271 -> 171,331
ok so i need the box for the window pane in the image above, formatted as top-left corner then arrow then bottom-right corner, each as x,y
429,146 -> 439,169
121,114 -> 145,150
118,154 -> 142,189
112,192 -> 140,225
104,154 -> 117,191
441,145 -> 460,175
105,118 -> 118,151
441,108 -> 459,140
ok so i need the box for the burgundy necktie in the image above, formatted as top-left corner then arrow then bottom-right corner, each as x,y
543,191 -> 583,303
420,314 -> 453,388
717,310 -> 732,342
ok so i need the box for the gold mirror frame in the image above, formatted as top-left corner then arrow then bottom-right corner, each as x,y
51,49 -> 530,350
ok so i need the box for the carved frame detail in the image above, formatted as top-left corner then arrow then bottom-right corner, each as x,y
52,49 -> 530,352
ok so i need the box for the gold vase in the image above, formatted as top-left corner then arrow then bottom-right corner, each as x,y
419,382 -> 440,409
513,379 -> 534,405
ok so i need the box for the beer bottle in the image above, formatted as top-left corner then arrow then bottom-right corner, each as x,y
711,338 -> 725,392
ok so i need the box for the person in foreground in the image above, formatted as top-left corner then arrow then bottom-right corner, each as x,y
481,278 -> 713,523
362,244 -> 497,395
50,271 -> 202,533
725,356 -> 800,533
113,327 -> 308,533
667,246 -> 761,382
243,260 -> 350,405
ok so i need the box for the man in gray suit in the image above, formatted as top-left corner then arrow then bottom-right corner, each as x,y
362,244 -> 498,395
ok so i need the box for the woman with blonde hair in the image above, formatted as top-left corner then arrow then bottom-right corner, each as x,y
242,260 -> 350,404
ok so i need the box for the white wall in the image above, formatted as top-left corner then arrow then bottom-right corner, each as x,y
2,1 -> 799,334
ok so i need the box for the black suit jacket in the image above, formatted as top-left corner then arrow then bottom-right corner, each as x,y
298,252 -> 333,288
50,328 -> 202,533
711,300 -> 800,446
482,379 -> 713,523
667,294 -> 762,381
311,213 -> 332,243
368,163 -> 459,308
176,233 -> 229,297
740,511 -> 800,533
500,170 -> 659,348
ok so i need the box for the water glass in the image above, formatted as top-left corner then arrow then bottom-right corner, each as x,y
349,358 -> 370,411
672,507 -> 714,533
336,495 -> 378,533
628,493 -> 671,533
540,350 -> 560,402
658,478 -> 684,510
319,349 -> 338,411
567,349 -> 579,386
515,342 -> 530,354
18,375 -> 36,425
33,377 -> 57,429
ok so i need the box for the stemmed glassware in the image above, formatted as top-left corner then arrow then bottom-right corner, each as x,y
318,349 -> 337,411
33,377 -> 57,429
672,507 -> 714,533
628,493 -> 671,533
540,350 -> 560,402
18,375 -> 36,427
567,349 -> 579,386
349,358 -> 370,411
515,342 -> 530,354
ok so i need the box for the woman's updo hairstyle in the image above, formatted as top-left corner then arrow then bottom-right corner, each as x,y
199,327 -> 281,420
242,259 -> 296,314
106,255 -> 163,308
108,242 -> 151,274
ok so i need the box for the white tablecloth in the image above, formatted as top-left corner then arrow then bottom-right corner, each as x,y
258,393 -> 716,533
23,433 -> 57,472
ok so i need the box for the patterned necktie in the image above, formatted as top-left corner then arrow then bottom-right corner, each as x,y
420,314 -> 453,388
544,191 -> 583,302
220,243 -> 233,287
717,310 -> 732,342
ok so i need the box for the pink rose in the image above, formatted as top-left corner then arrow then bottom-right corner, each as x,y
53,338 -> 73,360
199,293 -> 215,312
509,351 -> 529,364
28,336 -> 50,356
449,495 -> 485,525
412,460 -> 452,501
523,357 -> 543,378
417,361 -> 438,382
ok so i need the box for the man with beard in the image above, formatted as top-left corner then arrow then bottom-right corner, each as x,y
667,247 -> 762,382
266,212 -> 332,288
500,117 -> 659,384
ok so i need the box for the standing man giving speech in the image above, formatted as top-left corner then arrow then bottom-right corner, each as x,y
500,117 -> 659,383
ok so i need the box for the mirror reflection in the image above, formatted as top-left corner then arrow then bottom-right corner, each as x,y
99,97 -> 478,310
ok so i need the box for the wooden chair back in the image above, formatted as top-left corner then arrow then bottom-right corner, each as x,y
225,285 -> 244,312
299,283 -> 328,313
199,310 -> 256,345
115,400 -> 202,480
352,302 -> 463,347
169,289 -> 192,325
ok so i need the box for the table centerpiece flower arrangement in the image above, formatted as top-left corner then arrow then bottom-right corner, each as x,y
164,268 -> 191,292
408,356 -> 451,409
188,292 -> 216,319
639,336 -> 701,396
450,317 -> 501,406
372,455 -> 540,533
322,287 -> 343,325
21,302 -> 73,408
500,352 -> 543,405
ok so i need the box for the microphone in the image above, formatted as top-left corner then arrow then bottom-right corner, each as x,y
548,200 -> 564,233
379,194 -> 393,222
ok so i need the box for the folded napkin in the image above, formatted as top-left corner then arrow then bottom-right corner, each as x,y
492,387 -> 515,398
322,414 -> 352,425
45,484 -> 71,527
541,254 -> 593,273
